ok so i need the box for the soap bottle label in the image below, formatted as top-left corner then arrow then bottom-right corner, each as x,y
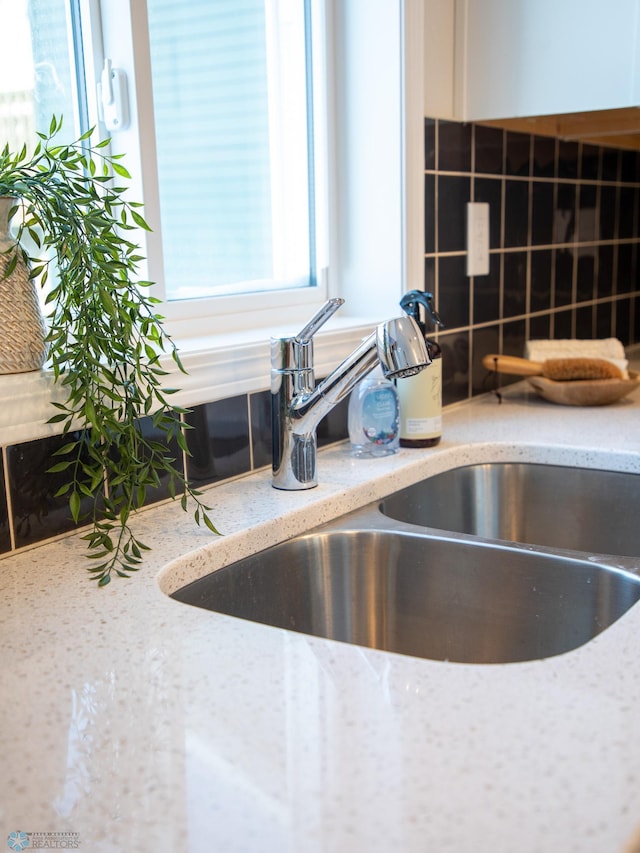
361,386 -> 398,445
348,377 -> 400,457
404,414 -> 442,435
397,357 -> 442,445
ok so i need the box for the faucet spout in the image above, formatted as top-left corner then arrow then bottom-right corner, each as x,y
271,305 -> 430,490
288,330 -> 380,432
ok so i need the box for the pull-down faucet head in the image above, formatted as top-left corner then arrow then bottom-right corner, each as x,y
271,301 -> 431,490
375,317 -> 431,380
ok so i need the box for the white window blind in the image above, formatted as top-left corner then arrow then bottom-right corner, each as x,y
0,0 -> 83,150
146,0 -> 314,302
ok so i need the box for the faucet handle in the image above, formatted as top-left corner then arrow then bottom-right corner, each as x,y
296,298 -> 344,341
272,298 -> 345,374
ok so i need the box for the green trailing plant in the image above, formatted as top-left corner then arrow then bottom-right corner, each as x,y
0,116 -> 219,585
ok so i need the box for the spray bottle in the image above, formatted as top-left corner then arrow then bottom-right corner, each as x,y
397,290 -> 444,448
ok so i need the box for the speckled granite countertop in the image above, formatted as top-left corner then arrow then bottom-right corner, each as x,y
2,377 -> 640,853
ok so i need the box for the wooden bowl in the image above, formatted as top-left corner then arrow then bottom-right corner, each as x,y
527,370 -> 640,406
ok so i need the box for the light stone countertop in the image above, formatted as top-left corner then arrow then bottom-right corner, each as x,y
2,375 -> 640,853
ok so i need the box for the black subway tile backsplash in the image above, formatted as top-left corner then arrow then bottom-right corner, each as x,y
554,308 -> 573,339
317,394 -> 349,448
503,252 -> 528,318
439,255 -> 470,329
557,141 -> 579,180
249,389 -> 272,470
577,184 -> 597,243
596,298 -> 613,338
2,114 -> 640,563
580,144 -> 600,181
621,150 -> 640,182
528,312 -> 551,341
440,330 -> 470,406
505,131 -> 531,177
475,124 -> 503,174
602,148 -> 620,182
438,120 -> 472,172
618,243 -> 634,293
472,253 -> 501,324
556,183 -> 577,242
600,185 -> 618,239
616,299 -> 632,345
185,396 -> 251,487
597,246 -> 615,298
437,175 -> 471,252
619,187 -> 636,238
471,325 -> 499,395
424,118 -> 436,171
531,182 -> 555,245
575,304 -> 594,339
553,248 -> 574,307
424,174 -> 436,254
532,135 -> 556,178
424,115 -> 639,403
575,253 -> 596,303
502,318 -> 527,358
424,256 -> 436,295
7,433 -> 93,547
0,456 -> 11,554
529,250 -> 553,313
504,180 -> 530,247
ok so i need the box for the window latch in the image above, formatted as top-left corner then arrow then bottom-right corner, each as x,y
97,58 -> 130,131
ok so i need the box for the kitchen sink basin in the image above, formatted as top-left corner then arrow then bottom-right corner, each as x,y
171,525 -> 640,664
381,462 -> 640,559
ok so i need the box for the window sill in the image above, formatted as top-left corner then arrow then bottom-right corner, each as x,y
0,317 -> 382,446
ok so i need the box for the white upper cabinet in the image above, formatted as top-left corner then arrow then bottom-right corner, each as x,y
423,0 -> 457,119
425,0 -> 640,121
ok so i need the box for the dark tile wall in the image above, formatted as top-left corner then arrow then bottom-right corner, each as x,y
0,389 -> 350,557
6,431 -> 98,549
426,117 -> 640,406
2,116 -> 639,558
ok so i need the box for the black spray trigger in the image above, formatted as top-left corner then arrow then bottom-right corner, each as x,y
399,290 -> 444,332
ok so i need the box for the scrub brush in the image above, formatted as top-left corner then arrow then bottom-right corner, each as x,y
482,353 -> 623,381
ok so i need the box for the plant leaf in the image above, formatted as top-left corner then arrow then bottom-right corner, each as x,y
69,490 -> 81,523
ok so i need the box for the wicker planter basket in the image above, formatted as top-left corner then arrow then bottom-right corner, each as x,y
0,196 -> 47,374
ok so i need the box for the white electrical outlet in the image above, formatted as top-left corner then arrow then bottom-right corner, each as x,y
466,202 -> 490,276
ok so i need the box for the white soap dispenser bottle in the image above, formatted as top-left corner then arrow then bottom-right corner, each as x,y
397,290 -> 444,448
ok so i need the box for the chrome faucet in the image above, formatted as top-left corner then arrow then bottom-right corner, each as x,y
271,298 -> 431,490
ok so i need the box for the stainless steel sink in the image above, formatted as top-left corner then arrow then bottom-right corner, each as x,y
172,516 -> 640,664
381,462 -> 640,559
170,461 -> 640,664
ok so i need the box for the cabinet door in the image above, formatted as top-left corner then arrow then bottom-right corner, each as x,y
424,0 -> 457,119
456,0 -> 640,120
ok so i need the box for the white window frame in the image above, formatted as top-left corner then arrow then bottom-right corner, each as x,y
0,0 -> 425,443
96,0 -> 330,335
